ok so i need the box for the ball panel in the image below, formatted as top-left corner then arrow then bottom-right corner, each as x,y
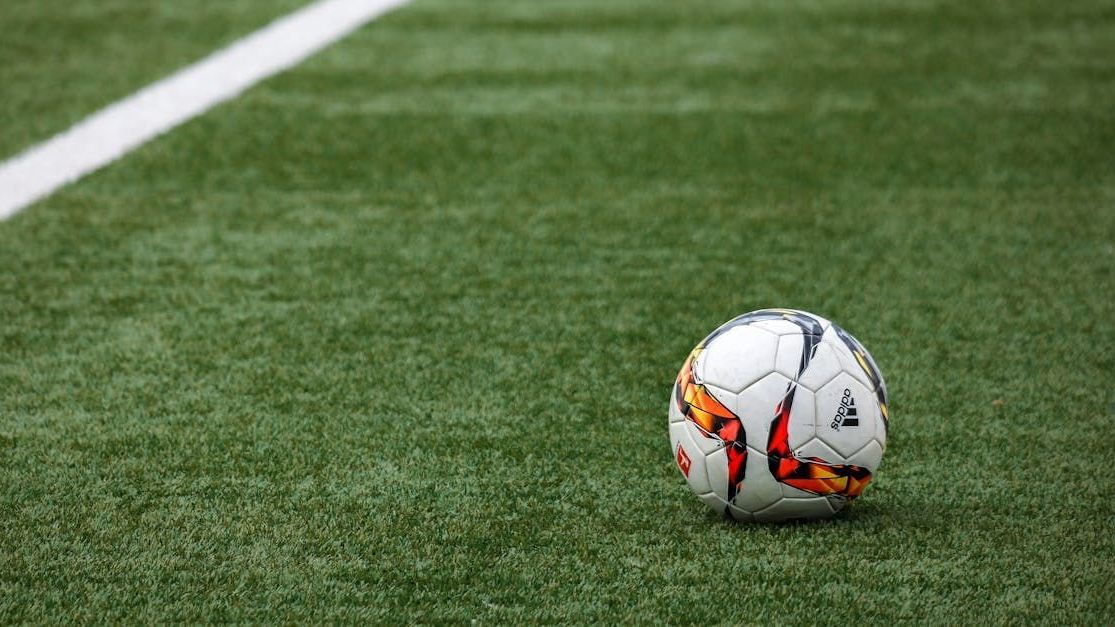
824,325 -> 890,439
814,374 -> 876,458
795,436 -> 841,462
735,372 -> 794,452
797,340 -> 844,392
704,446 -> 730,502
772,332 -> 801,380
728,449 -> 782,513
697,326 -> 779,394
670,420 -> 712,495
846,439 -> 884,472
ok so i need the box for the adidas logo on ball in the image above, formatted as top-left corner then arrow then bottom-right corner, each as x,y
830,388 -> 859,431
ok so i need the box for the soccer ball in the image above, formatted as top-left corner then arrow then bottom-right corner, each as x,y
669,309 -> 889,522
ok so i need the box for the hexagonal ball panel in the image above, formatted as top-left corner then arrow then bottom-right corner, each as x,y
729,450 -> 783,514
846,439 -> 884,473
814,373 -> 877,458
734,372 -> 802,452
775,336 -> 844,392
697,325 -> 779,394
774,332 -> 806,380
794,436 -> 841,463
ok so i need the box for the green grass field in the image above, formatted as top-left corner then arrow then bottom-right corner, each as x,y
2,0 -> 1114,622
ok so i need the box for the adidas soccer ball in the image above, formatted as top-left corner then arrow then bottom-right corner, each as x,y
669,309 -> 889,522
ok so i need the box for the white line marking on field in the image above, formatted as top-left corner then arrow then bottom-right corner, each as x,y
0,0 -> 410,220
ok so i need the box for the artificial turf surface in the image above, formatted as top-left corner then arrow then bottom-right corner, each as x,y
0,0 -> 308,159
2,0 -> 1114,622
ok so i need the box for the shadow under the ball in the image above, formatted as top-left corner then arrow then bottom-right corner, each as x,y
699,499 -> 892,527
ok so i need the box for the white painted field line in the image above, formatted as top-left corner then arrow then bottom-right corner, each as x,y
0,0 -> 410,220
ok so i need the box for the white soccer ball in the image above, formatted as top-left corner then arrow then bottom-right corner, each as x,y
669,309 -> 889,522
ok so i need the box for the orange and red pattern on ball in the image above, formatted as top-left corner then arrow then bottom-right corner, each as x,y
674,347 -> 748,500
766,385 -> 872,498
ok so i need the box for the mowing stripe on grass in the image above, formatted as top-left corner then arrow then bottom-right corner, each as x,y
0,0 -> 409,220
